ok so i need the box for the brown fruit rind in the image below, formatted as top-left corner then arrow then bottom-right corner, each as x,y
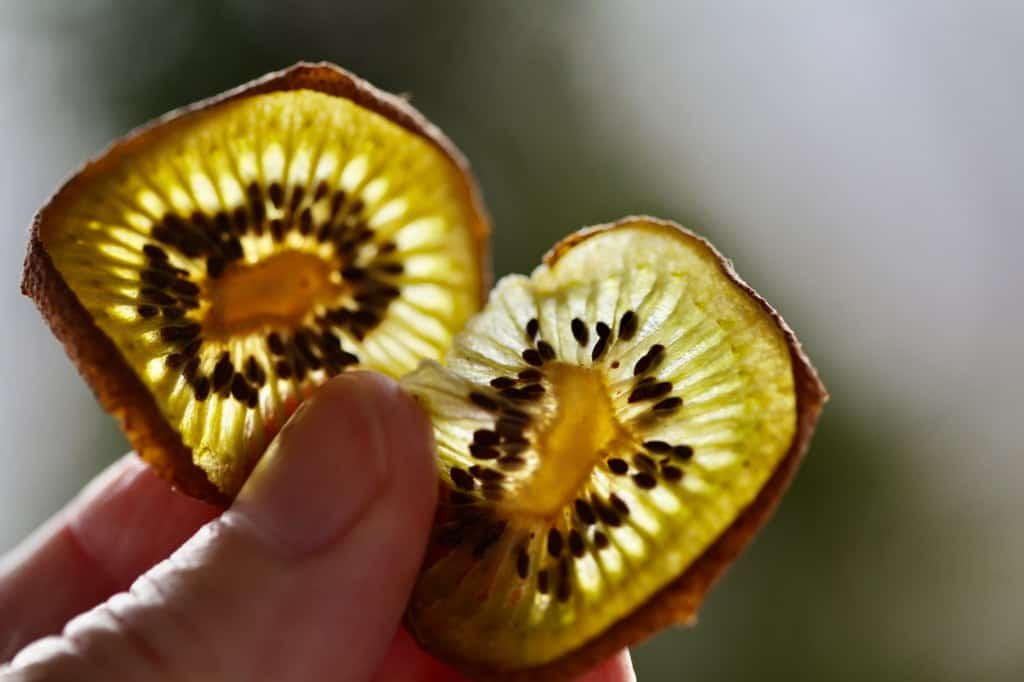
413,217 -> 827,681
21,62 -> 491,506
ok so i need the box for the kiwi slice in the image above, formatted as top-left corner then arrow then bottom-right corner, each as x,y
402,217 -> 826,679
21,63 -> 489,503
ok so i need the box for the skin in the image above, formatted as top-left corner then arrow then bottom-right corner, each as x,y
0,372 -> 634,682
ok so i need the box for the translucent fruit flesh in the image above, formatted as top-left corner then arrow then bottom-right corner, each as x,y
402,218 -> 824,676
25,66 -> 487,500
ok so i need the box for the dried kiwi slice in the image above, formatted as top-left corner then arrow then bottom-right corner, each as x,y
22,63 -> 489,503
402,217 -> 826,679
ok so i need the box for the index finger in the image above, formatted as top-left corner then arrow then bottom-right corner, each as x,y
0,454 -> 219,661
372,627 -> 635,681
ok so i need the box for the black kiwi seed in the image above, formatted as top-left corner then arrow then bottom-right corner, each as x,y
230,373 -> 250,402
212,353 -> 233,390
477,468 -> 505,482
290,188 -> 305,214
517,549 -> 530,579
518,368 -> 543,382
536,340 -> 556,361
137,304 -> 159,318
193,376 -> 211,401
313,180 -> 329,202
520,383 -> 545,397
171,278 -> 200,296
469,391 -> 499,412
575,498 -> 597,525
482,485 -> 504,502
473,429 -> 500,446
673,445 -> 694,460
632,472 -> 657,489
609,493 -> 630,517
653,396 -> 683,413
143,244 -> 168,261
268,182 -> 284,208
568,530 -> 585,558
662,465 -> 684,482
537,569 -> 550,595
591,336 -> 609,362
141,269 -> 172,287
633,453 -> 656,471
594,499 -> 621,527
270,219 -> 285,242
450,467 -> 475,491
571,318 -> 589,345
489,377 -> 517,389
245,356 -> 266,386
266,332 -> 285,356
522,349 -> 544,367
206,256 -> 225,278
593,531 -> 610,550
182,338 -> 202,357
498,455 -> 526,470
619,310 -> 638,340
633,344 -> 665,376
607,458 -> 629,475
628,381 -> 673,403
143,288 -> 175,306
526,318 -> 539,340
495,418 -> 524,439
643,440 -> 671,453
469,444 -> 500,460
547,528 -> 563,558
159,323 -> 200,342
182,357 -> 200,382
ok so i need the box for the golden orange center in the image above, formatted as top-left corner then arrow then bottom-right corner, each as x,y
501,362 -> 633,518
201,250 -> 342,338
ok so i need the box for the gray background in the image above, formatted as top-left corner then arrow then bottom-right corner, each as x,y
1,2 -> 1021,680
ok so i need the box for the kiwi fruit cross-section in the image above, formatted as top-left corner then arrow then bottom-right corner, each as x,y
21,63 -> 489,503
401,217 -> 826,680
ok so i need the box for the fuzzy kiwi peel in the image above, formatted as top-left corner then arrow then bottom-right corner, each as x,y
401,216 -> 827,680
21,62 -> 490,504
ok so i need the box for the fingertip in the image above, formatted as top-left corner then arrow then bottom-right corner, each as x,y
575,649 -> 636,682
230,370 -> 437,556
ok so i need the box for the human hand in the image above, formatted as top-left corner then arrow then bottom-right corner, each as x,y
0,372 -> 634,681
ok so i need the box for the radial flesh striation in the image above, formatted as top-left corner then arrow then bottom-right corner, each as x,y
402,217 -> 826,679
22,64 -> 489,501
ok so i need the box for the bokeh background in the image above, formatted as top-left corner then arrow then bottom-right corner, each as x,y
2,2 -> 1022,680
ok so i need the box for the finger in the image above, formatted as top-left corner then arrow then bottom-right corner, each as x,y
575,649 -> 636,682
372,628 -> 634,682
370,627 -> 470,682
0,454 -> 219,661
6,371 -> 437,682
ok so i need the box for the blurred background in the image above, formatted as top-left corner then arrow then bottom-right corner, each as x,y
1,1 -> 1022,679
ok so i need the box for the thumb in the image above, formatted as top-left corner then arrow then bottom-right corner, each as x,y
6,371 -> 437,682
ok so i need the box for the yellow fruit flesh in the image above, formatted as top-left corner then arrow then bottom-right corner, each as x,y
508,363 -> 632,518
403,220 -> 796,669
40,90 -> 482,496
202,251 -> 342,337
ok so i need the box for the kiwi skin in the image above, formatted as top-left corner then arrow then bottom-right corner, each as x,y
21,62 -> 492,506
405,217 -> 828,682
